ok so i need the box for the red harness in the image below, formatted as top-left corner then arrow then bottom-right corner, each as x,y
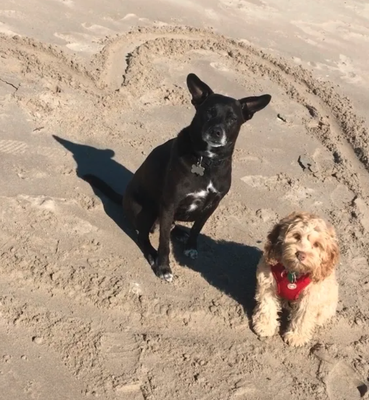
271,263 -> 311,301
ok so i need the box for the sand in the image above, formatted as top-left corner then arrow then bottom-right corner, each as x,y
0,1 -> 369,399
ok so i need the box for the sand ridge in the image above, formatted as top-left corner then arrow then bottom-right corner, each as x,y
0,18 -> 368,400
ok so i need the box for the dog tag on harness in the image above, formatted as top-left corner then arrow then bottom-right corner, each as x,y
191,163 -> 205,176
287,283 -> 297,290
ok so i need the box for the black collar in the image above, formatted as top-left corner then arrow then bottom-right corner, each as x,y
197,154 -> 228,168
190,152 -> 230,176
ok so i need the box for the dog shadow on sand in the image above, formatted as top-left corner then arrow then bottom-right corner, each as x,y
171,230 -> 261,318
53,135 -> 261,318
53,135 -> 136,243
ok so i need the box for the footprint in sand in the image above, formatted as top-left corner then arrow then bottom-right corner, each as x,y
100,331 -> 144,399
0,139 -> 66,158
325,361 -> 367,400
100,331 -> 142,379
115,383 -> 144,400
0,139 -> 27,155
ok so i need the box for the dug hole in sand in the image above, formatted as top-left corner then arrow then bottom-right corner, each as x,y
0,3 -> 369,400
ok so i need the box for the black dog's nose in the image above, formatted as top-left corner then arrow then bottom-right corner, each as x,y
211,126 -> 223,138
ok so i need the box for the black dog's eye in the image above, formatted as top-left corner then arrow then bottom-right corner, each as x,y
226,113 -> 237,124
206,108 -> 217,120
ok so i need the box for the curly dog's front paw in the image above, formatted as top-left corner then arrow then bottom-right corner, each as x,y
283,330 -> 310,347
252,314 -> 279,338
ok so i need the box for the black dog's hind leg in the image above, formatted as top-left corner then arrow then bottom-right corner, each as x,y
171,225 -> 190,243
149,219 -> 158,234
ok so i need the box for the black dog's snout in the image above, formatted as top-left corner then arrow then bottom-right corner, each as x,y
211,126 -> 223,138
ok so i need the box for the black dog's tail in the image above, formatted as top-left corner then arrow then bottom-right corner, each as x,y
83,174 -> 123,205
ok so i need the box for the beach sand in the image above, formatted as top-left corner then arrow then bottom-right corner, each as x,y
0,1 -> 368,399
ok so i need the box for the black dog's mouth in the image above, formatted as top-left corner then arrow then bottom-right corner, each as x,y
202,131 -> 227,148
206,140 -> 226,148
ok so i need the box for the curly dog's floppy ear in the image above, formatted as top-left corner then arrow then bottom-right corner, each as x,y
311,224 -> 340,283
264,219 -> 286,264
264,212 -> 303,263
264,223 -> 282,263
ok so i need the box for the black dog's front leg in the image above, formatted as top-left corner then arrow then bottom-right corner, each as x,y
156,203 -> 176,281
184,198 -> 221,259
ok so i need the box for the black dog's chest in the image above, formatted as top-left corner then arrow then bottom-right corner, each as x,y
175,180 -> 220,221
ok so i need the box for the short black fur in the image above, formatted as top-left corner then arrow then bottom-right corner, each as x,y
84,73 -> 271,281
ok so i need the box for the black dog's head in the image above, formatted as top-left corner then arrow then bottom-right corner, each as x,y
186,73 -> 271,156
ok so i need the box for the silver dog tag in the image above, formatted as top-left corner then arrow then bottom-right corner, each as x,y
287,283 -> 297,290
191,163 -> 205,176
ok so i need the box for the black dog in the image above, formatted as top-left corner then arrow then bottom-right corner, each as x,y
84,73 -> 271,281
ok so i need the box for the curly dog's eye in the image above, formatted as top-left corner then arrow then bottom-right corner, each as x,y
313,242 -> 320,248
293,233 -> 301,241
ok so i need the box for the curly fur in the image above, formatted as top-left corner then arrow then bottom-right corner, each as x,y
252,212 -> 339,347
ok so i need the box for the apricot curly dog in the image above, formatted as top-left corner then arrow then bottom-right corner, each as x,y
252,212 -> 339,347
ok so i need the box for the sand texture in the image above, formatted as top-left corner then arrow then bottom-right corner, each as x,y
0,1 -> 369,399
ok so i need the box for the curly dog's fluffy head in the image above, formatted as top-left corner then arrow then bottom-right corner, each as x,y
265,212 -> 339,283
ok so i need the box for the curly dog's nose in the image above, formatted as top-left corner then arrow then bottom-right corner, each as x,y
296,251 -> 306,261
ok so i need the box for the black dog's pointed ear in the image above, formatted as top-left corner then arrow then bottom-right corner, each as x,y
239,94 -> 271,121
186,73 -> 214,107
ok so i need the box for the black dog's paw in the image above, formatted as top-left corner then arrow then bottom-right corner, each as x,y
184,248 -> 198,259
154,265 -> 173,282
171,226 -> 189,243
